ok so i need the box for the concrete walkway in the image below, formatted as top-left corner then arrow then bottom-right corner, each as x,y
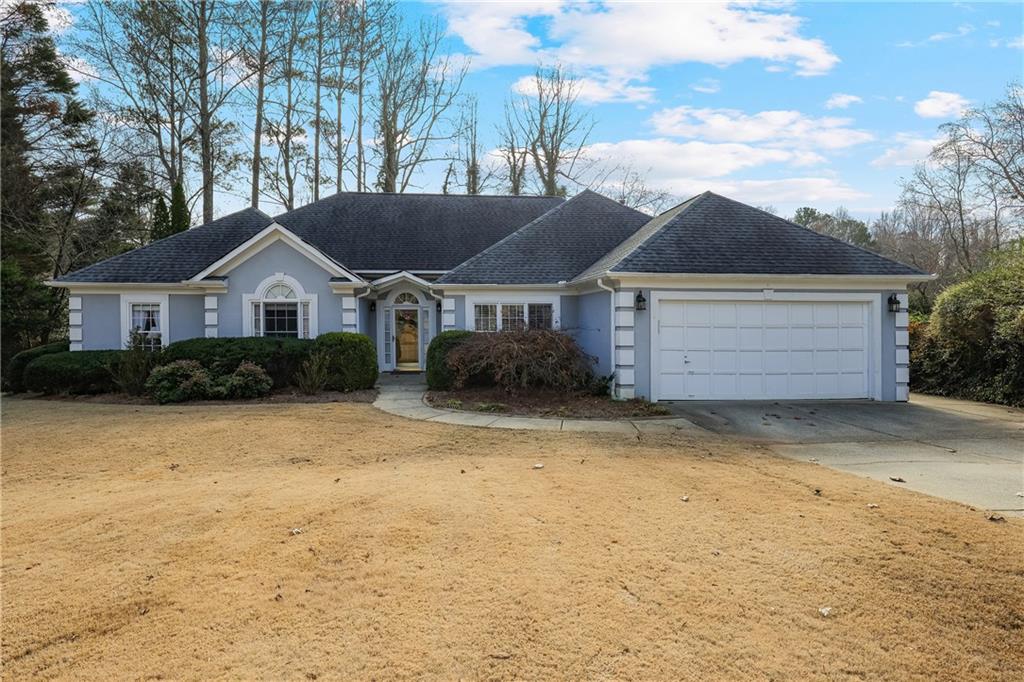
372,373 -> 703,435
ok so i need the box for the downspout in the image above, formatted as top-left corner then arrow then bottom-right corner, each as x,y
596,277 -> 616,398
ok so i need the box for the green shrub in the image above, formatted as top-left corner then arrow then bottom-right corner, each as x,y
425,330 -> 472,390
145,360 -> 213,404
312,332 -> 377,391
445,330 -> 595,392
221,361 -> 273,399
294,350 -> 330,395
910,247 -> 1024,406
23,350 -> 121,395
159,337 -> 313,387
4,340 -> 69,393
110,331 -> 157,396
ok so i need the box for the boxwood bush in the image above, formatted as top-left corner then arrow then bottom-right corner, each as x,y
425,330 -> 472,390
4,340 -> 69,393
23,350 -> 122,395
159,337 -> 313,387
312,332 -> 377,391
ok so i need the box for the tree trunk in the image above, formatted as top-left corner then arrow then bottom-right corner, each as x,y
250,1 -> 269,208
197,0 -> 213,223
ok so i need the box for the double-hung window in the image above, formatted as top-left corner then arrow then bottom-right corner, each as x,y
473,302 -> 555,331
130,303 -> 163,350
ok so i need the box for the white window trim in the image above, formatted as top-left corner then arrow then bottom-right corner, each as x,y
465,294 -> 560,332
647,290 -> 882,402
242,273 -> 318,338
119,293 -> 169,349
376,286 -> 430,371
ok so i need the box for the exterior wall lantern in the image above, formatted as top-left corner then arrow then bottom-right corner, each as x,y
635,290 -> 647,311
887,293 -> 901,313
369,301 -> 376,312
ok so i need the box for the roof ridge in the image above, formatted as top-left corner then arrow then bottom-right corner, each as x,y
571,192 -> 708,282
711,193 -> 926,274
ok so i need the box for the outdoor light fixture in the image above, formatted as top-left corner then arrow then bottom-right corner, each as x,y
437,300 -> 442,312
635,290 -> 647,311
369,301 -> 376,312
887,293 -> 900,313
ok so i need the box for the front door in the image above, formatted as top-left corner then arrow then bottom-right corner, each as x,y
395,309 -> 419,368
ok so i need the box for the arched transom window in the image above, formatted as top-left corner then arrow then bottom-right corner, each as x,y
246,274 -> 317,339
394,292 -> 419,305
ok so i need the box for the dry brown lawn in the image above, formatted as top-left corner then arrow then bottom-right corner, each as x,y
2,397 -> 1022,681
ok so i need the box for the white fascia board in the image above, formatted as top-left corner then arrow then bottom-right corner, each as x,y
607,272 -> 935,290
187,222 -> 363,283
430,283 -> 571,292
370,270 -> 434,289
50,281 -> 218,294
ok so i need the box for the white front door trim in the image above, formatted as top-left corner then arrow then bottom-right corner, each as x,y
649,290 -> 882,401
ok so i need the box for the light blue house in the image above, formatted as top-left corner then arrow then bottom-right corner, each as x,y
51,190 -> 931,401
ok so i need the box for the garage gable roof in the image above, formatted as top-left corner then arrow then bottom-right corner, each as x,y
579,192 -> 926,279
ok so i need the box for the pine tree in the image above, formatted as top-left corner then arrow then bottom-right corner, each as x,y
169,181 -> 190,233
151,196 -> 172,241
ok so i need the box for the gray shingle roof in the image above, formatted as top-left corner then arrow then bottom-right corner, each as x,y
436,190 -> 650,284
577,192 -> 926,279
59,208 -> 275,283
274,192 -> 563,272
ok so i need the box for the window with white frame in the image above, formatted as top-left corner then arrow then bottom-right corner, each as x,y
246,276 -> 316,338
473,302 -> 554,331
130,303 -> 163,350
394,292 -> 419,304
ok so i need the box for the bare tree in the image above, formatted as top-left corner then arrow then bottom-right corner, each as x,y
239,0 -> 288,208
495,100 -> 529,195
73,1 -> 198,194
452,96 -> 494,195
371,17 -> 465,193
593,167 -> 674,214
510,65 -> 595,196
324,0 -> 356,192
180,0 -> 248,222
350,0 -> 391,191
260,3 -> 310,210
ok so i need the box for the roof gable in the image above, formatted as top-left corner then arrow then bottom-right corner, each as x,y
437,190 -> 651,285
57,208 -> 274,284
583,192 -> 925,278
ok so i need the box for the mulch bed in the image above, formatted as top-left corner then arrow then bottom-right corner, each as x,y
17,388 -> 378,406
425,386 -> 671,420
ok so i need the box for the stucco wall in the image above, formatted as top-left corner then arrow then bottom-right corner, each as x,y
217,240 -> 344,337
169,295 -> 205,343
79,294 -> 121,350
574,291 -> 612,376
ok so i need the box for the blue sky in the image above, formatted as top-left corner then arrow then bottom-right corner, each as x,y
58,1 -> 1023,220
434,0 -> 1023,218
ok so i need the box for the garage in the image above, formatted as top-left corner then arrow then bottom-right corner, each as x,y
652,296 -> 876,401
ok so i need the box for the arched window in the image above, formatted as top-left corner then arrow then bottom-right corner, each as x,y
394,292 -> 419,305
246,274 -> 316,339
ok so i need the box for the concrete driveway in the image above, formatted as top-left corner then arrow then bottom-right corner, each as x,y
665,394 -> 1024,515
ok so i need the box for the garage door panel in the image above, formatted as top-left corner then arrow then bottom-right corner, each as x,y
656,299 -> 871,400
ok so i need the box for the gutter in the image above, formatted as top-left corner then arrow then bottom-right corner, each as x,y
596,277 -> 617,398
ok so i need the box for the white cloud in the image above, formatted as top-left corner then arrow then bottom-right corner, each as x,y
871,134 -> 943,167
825,93 -> 863,109
914,91 -> 970,118
443,1 -> 838,102
65,57 -> 98,83
511,73 -> 655,104
898,23 -> 974,47
585,138 -> 823,180
649,106 -> 874,150
690,78 -> 721,94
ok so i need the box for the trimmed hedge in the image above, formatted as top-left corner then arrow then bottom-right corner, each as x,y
4,340 -> 69,393
910,247 -> 1024,407
23,350 -> 122,395
146,360 -> 213,404
312,332 -> 377,391
159,337 -> 314,387
425,330 -> 472,390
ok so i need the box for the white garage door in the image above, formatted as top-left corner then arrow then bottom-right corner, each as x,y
655,300 -> 871,400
